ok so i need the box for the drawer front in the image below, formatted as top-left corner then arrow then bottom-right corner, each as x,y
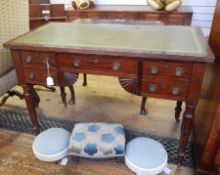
166,14 -> 185,25
143,61 -> 192,80
21,51 -> 56,67
142,80 -> 189,100
138,13 -> 161,21
23,68 -> 58,85
59,54 -> 138,76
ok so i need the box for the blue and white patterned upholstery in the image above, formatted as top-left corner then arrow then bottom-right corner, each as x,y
69,123 -> 126,158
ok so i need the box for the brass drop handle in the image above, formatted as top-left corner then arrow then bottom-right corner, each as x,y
112,62 -> 120,71
73,59 -> 81,67
172,87 -> 180,95
94,59 -> 99,64
43,57 -> 50,65
175,67 -> 184,77
149,84 -> 157,93
29,72 -> 35,80
150,66 -> 159,75
26,56 -> 32,63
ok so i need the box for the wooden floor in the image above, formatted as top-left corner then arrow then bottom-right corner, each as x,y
0,75 -> 194,174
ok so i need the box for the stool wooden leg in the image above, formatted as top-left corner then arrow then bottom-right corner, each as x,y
140,96 -> 147,115
68,85 -> 75,105
175,101 -> 183,122
83,73 -> 87,86
60,87 -> 67,106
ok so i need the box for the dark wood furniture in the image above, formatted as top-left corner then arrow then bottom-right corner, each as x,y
28,4 -> 193,116
4,23 -> 214,164
66,5 -> 193,25
29,4 -> 66,29
66,5 -> 193,116
193,0 -> 220,174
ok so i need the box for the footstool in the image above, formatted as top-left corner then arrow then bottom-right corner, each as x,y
32,128 -> 71,162
125,137 -> 170,175
69,122 -> 126,158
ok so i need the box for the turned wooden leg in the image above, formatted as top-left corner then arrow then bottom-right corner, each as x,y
175,101 -> 183,122
23,84 -> 40,135
31,86 -> 40,107
60,86 -> 67,106
178,104 -> 195,164
83,73 -> 87,86
0,90 -> 24,107
68,85 -> 75,105
140,96 -> 147,115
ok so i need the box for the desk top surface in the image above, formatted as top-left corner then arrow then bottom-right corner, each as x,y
5,22 -> 214,62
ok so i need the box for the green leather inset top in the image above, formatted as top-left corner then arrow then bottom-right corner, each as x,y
12,22 -> 207,56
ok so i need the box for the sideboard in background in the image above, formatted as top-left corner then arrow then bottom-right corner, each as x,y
29,1 -> 193,30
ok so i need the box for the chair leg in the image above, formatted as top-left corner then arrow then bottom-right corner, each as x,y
0,90 -> 24,107
68,85 -> 75,105
60,87 -> 67,106
82,73 -> 87,86
175,101 -> 183,122
140,96 -> 147,115
41,85 -> 56,92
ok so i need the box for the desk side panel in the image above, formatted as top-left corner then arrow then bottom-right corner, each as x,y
11,50 -> 25,85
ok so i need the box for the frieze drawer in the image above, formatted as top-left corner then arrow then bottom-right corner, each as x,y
143,61 -> 192,80
23,68 -> 58,85
142,80 -> 189,100
59,54 -> 138,76
21,51 -> 56,67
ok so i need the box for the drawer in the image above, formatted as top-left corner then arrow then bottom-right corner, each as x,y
143,61 -> 192,80
21,51 -> 56,67
59,54 -> 138,76
141,80 -> 189,100
23,68 -> 58,85
138,13 -> 161,21
166,14 -> 185,25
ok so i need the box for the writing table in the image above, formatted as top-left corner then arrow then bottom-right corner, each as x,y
4,22 -> 214,163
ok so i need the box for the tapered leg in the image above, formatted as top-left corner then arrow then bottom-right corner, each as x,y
140,96 -> 147,115
83,73 -> 87,86
178,104 -> 195,164
175,101 -> 183,122
31,86 -> 40,107
23,84 -> 40,135
68,85 -> 75,105
60,86 -> 67,106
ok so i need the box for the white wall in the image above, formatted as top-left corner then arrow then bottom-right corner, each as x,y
96,0 -> 217,36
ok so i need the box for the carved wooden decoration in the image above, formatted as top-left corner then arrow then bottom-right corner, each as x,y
60,71 -> 79,86
119,77 -> 140,96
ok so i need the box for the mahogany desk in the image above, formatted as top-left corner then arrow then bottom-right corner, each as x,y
4,23 -> 214,163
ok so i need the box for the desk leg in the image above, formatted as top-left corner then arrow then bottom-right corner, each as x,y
175,101 -> 182,122
68,85 -> 75,105
31,86 -> 40,107
83,73 -> 87,86
23,84 -> 40,135
140,97 -> 147,115
178,104 -> 194,164
60,87 -> 67,106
